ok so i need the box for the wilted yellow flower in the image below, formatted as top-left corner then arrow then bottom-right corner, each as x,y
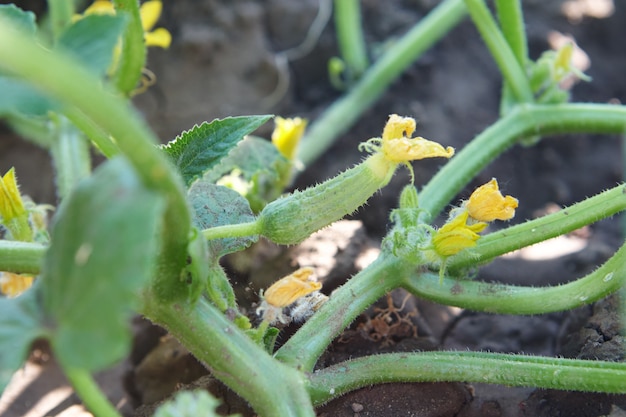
380,114 -> 454,163
77,0 -> 171,49
432,211 -> 487,257
360,114 -> 454,168
466,178 -> 518,222
0,272 -> 34,298
264,267 -> 321,308
271,117 -> 307,161
0,168 -> 26,222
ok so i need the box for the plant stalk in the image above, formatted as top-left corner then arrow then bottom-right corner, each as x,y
403,241 -> 626,315
333,0 -> 369,80
63,367 -> 122,417
308,351 -> 626,404
297,0 -> 467,167
0,241 -> 46,274
111,0 -> 146,95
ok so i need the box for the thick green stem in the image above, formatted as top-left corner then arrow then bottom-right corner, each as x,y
111,0 -> 146,95
275,254 -> 407,371
464,0 -> 532,103
333,0 -> 369,80
0,241 -> 46,274
297,0 -> 466,166
142,297 -> 315,417
0,20 -> 191,301
419,103 -> 626,220
49,115 -> 92,199
403,242 -> 626,314
308,352 -> 626,404
63,367 -> 122,417
494,0 -> 527,66
449,184 -> 626,270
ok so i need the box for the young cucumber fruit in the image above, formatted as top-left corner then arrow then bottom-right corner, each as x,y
257,153 -> 396,244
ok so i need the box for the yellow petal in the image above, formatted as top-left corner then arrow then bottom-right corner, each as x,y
433,211 -> 487,257
264,267 -> 321,308
145,28 -> 172,49
380,114 -> 454,163
0,168 -> 26,221
271,117 -> 307,160
140,0 -> 163,31
0,272 -> 34,298
84,0 -> 115,15
467,178 -> 518,222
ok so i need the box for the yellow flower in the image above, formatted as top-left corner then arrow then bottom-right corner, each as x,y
466,178 -> 518,222
432,211 -> 487,257
0,272 -> 34,298
380,114 -> 455,163
271,117 -> 307,161
264,267 -> 321,308
77,0 -> 171,49
0,168 -> 26,222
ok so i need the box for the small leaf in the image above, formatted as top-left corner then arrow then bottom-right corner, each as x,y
204,136 -> 290,212
58,14 -> 127,77
0,4 -> 37,36
161,115 -> 273,187
155,390 -> 241,417
188,181 -> 257,258
41,158 -> 164,371
0,76 -> 58,116
0,285 -> 45,393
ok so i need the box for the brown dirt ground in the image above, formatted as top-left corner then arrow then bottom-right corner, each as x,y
1,0 -> 626,416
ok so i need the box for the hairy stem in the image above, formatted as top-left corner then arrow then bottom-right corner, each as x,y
333,0 -> 369,80
309,352 -> 626,404
403,242 -> 626,314
0,241 -> 46,274
419,103 -> 626,220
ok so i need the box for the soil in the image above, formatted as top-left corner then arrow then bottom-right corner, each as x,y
1,0 -> 626,416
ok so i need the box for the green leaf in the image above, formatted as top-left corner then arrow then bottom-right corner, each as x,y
41,158 -> 164,371
0,76 -> 58,116
161,115 -> 273,187
154,390 -> 241,417
0,4 -> 37,36
204,136 -> 290,212
58,14 -> 127,77
188,181 -> 257,258
0,284 -> 45,393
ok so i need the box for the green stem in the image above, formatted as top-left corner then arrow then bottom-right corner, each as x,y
494,0 -> 527,66
403,241 -> 626,315
112,0 -> 146,95
49,114 -> 92,199
448,184 -> 626,270
64,108 -> 119,158
142,297 -> 315,417
463,0 -> 532,103
63,367 -> 122,417
201,220 -> 261,241
333,0 -> 369,80
297,0 -> 467,167
0,20 -> 191,301
275,254 -> 407,371
0,241 -> 46,274
419,103 -> 626,220
308,351 -> 626,404
47,0 -> 75,42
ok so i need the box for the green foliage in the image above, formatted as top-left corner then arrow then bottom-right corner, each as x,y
188,180 -> 258,259
58,14 -> 127,77
204,136 -> 291,212
41,158 -> 164,371
0,285 -> 44,392
161,115 -> 273,187
154,390 -> 241,417
0,4 -> 36,35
